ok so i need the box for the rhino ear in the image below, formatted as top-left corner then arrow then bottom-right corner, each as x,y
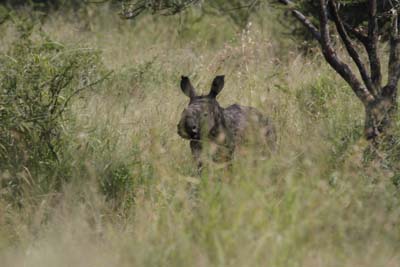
180,76 -> 196,98
208,75 -> 224,98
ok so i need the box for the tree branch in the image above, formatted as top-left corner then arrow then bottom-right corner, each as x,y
120,1 -> 146,19
367,0 -> 382,90
329,0 -> 376,96
318,0 -> 374,104
278,0 -> 375,104
343,23 -> 368,45
387,9 -> 400,91
277,0 -> 321,42
54,71 -> 114,121
120,0 -> 200,19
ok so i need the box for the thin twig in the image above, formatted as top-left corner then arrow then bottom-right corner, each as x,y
277,0 -> 321,42
54,70 -> 114,120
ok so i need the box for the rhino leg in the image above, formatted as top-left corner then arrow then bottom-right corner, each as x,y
190,140 -> 203,174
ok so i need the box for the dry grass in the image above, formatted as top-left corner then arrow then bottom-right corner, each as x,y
0,6 -> 400,267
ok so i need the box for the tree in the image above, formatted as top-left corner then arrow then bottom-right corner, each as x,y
120,0 -> 261,28
119,0 -> 400,143
278,0 -> 400,143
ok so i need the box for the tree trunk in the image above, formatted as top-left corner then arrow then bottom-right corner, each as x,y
364,87 -> 398,142
278,0 -> 400,146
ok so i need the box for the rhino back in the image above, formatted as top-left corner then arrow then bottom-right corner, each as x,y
223,104 -> 276,146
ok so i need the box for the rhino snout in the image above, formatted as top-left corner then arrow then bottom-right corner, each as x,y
177,123 -> 188,139
177,120 -> 201,140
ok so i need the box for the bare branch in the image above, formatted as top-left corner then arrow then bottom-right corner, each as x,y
367,0 -> 382,90
277,0 -> 321,42
120,1 -> 146,19
387,9 -> 400,91
329,0 -> 376,96
55,71 -> 114,120
120,0 -> 200,19
318,0 -> 375,104
278,0 -> 375,104
343,23 -> 368,46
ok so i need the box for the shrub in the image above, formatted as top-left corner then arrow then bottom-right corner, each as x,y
0,18 -> 107,201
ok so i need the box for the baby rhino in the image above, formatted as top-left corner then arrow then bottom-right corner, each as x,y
177,75 -> 276,170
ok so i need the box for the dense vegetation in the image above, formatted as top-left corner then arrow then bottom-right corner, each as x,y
1,2 -> 400,266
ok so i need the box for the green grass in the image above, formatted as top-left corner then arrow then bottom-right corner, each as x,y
0,6 -> 400,267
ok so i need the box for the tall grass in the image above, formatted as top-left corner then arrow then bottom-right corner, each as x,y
0,5 -> 399,267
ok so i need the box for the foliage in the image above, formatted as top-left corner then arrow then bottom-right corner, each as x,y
0,0 -> 86,10
0,17 -> 106,200
120,0 -> 262,28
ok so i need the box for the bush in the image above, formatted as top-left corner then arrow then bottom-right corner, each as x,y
0,18 -> 107,201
